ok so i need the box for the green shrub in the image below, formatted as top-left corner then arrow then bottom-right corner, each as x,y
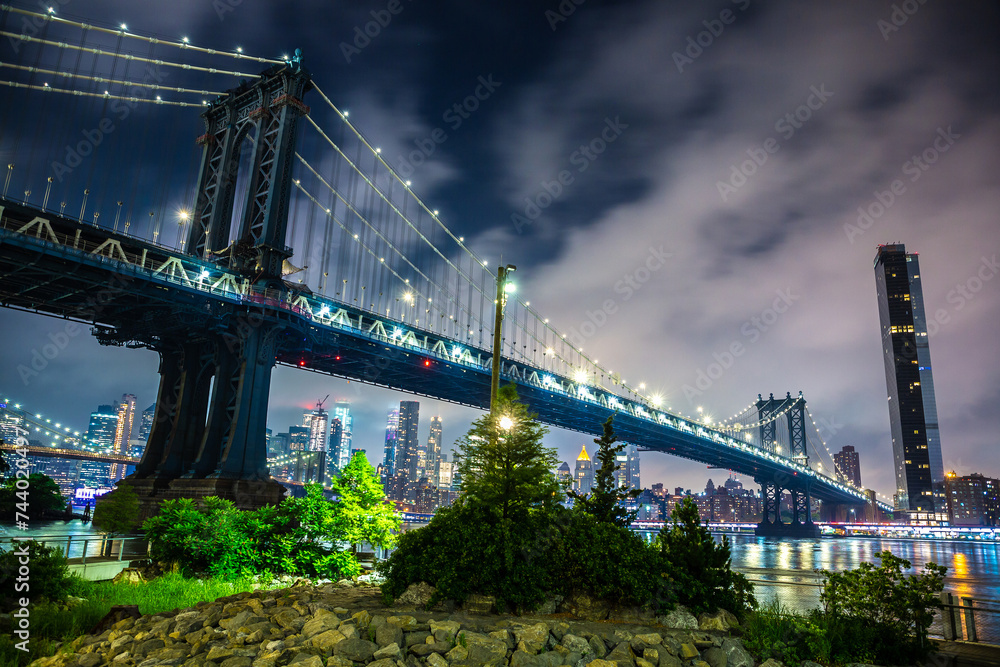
0,540 -> 76,607
379,500 -> 548,612
819,549 -> 946,664
143,486 -> 369,581
380,503 -> 676,613
657,496 -> 756,616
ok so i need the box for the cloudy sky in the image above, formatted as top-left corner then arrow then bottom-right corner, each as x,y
1,1 -> 998,501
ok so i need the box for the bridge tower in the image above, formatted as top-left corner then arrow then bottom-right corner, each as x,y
105,58 -> 313,518
754,391 -> 819,537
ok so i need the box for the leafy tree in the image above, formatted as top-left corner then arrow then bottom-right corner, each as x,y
658,496 -> 755,615
331,451 -> 401,552
0,473 -> 67,519
820,550 -> 946,661
454,384 -> 561,520
92,484 -> 141,536
0,449 -> 10,481
0,540 -> 73,606
568,415 -> 641,526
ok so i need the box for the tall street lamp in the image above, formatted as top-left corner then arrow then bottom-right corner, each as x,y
490,263 -> 516,416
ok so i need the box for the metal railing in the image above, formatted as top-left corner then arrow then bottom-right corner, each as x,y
0,533 -> 150,563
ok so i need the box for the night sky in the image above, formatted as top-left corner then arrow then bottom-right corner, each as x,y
1,1 -> 998,500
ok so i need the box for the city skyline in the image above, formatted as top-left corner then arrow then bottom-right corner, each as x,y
0,2 -> 996,501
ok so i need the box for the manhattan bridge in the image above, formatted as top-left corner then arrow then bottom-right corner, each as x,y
0,6 -> 886,536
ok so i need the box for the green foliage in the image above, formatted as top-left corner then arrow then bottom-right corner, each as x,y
743,551 -> 948,666
657,496 -> 756,616
330,451 -> 401,551
454,384 -> 561,520
378,499 -> 550,612
0,473 -> 67,519
548,508 -> 673,609
143,487 -> 363,581
92,484 -> 141,536
819,550 -> 946,663
567,415 -> 640,527
0,540 -> 75,607
380,502 -> 675,613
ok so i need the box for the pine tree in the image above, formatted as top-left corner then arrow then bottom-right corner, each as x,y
331,451 -> 402,552
455,384 -> 560,520
568,415 -> 641,526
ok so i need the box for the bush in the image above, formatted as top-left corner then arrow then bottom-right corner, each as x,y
379,500 -> 547,612
380,503 -> 676,613
92,484 -> 141,536
0,540 -> 76,607
820,550 -> 946,664
143,485 -> 371,581
657,496 -> 755,616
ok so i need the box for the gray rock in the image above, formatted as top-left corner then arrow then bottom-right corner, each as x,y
372,642 -> 401,660
409,642 -> 452,657
702,647 -> 727,667
429,619 -> 461,643
720,638 -> 754,667
404,630 -> 431,646
560,592 -> 610,621
332,638 -> 377,663
606,641 -> 635,663
395,582 -> 436,608
562,634 -> 592,655
510,649 -> 550,667
376,623 -> 403,648
657,606 -> 698,630
589,635 -> 607,658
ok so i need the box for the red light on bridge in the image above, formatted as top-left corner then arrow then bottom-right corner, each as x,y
299,360 -> 305,366
424,360 -> 431,367
335,356 -> 341,361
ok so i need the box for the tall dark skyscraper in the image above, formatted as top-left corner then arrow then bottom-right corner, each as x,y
137,404 -> 155,443
833,445 -> 862,488
874,244 -> 946,520
398,401 -> 420,482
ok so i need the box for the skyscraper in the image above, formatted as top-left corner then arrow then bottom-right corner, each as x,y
109,394 -> 136,483
288,425 -> 310,451
305,403 -> 329,453
574,445 -> 594,495
397,401 -> 420,482
383,407 -> 399,477
426,416 -> 443,482
874,244 -> 946,521
331,402 -> 353,471
833,445 -> 862,488
137,404 -> 155,443
87,405 -> 118,449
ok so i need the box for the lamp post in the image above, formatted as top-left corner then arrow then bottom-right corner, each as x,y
490,263 -> 516,416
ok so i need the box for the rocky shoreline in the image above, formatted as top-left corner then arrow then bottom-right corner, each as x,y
29,579 -> 764,667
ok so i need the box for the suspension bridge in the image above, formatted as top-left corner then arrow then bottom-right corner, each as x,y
0,6 -> 886,535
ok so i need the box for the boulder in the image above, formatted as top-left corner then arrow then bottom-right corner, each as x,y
513,622 -> 550,649
637,658 -> 657,667
698,610 -> 740,633
679,643 -> 700,660
386,615 -> 418,631
375,623 -> 403,648
310,630 -> 346,652
720,638 -> 754,667
589,635 -> 608,658
332,638 -> 377,663
395,582 -> 436,608
425,654 -> 448,667
702,647 -> 727,667
372,643 -> 401,660
430,619 -> 461,643
561,634 -> 592,656
657,606 -> 698,630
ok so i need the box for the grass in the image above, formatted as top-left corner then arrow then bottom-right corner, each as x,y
0,574 -> 261,667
